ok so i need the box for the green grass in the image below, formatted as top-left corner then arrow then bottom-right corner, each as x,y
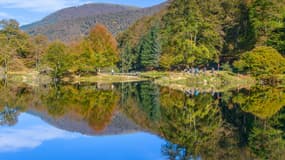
140,71 -> 169,79
6,71 -> 51,86
153,71 -> 256,92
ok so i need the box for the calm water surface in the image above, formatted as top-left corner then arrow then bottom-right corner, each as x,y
0,82 -> 284,160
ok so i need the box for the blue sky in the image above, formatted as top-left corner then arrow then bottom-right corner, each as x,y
0,0 -> 166,25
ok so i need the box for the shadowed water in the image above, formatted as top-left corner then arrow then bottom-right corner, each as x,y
0,81 -> 284,160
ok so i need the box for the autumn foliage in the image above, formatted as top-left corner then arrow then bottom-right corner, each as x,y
70,24 -> 119,75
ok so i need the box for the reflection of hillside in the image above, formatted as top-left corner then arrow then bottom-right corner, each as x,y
28,110 -> 141,136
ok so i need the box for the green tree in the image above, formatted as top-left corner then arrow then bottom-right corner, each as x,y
119,42 -> 137,72
233,46 -> 285,77
160,0 -> 222,69
44,41 -> 71,79
249,0 -> 284,45
249,126 -> 285,159
267,19 -> 285,55
137,27 -> 161,70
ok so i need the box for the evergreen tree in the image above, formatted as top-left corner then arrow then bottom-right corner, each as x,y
120,42 -> 138,72
137,27 -> 161,70
267,19 -> 285,55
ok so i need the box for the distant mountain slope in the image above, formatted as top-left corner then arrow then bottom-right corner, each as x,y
21,2 -> 167,42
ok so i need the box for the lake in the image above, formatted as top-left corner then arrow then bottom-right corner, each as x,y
0,82 -> 284,160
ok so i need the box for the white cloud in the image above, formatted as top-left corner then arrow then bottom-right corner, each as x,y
0,125 -> 77,152
0,0 -> 88,12
0,12 -> 13,19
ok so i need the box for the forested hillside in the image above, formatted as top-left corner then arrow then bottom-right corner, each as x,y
21,3 -> 167,42
118,0 -> 285,73
1,0 -> 284,82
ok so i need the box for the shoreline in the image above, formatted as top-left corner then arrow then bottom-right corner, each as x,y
4,71 -> 284,92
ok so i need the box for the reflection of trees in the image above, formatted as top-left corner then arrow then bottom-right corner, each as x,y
0,83 -> 36,126
0,81 -> 285,159
159,88 -> 236,159
121,83 -> 285,160
0,106 -> 19,126
136,82 -> 161,121
119,82 -> 162,127
249,125 -> 285,160
120,84 -> 241,159
42,84 -> 119,132
0,82 -> 119,132
233,87 -> 285,119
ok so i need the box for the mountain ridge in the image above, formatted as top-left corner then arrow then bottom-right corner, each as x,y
21,2 -> 168,42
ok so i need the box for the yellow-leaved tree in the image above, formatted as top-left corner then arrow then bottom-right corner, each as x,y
72,24 -> 118,75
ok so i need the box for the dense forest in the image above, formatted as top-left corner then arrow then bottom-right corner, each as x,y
0,0 -> 285,82
118,0 -> 285,77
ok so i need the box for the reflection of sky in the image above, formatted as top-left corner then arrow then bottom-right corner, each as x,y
0,113 -> 166,160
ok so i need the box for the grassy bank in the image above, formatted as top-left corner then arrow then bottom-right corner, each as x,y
5,71 -> 257,92
142,71 -> 256,92
5,72 -> 147,85
7,71 -> 50,86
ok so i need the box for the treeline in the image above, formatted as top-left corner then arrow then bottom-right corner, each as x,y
118,0 -> 285,77
0,19 -> 119,79
1,0 -> 285,80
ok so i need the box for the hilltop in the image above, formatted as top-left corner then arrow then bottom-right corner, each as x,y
21,3 -> 167,41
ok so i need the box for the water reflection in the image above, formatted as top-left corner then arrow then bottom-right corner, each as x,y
0,114 -> 75,152
0,82 -> 284,159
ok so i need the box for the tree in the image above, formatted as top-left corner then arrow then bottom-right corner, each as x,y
267,19 -> 285,55
249,0 -> 284,45
233,46 -> 285,77
72,24 -> 119,74
137,27 -> 161,70
0,19 -> 35,77
160,0 -> 222,69
31,35 -> 48,71
119,42 -> 137,72
44,41 -> 71,79
0,20 -> 21,79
